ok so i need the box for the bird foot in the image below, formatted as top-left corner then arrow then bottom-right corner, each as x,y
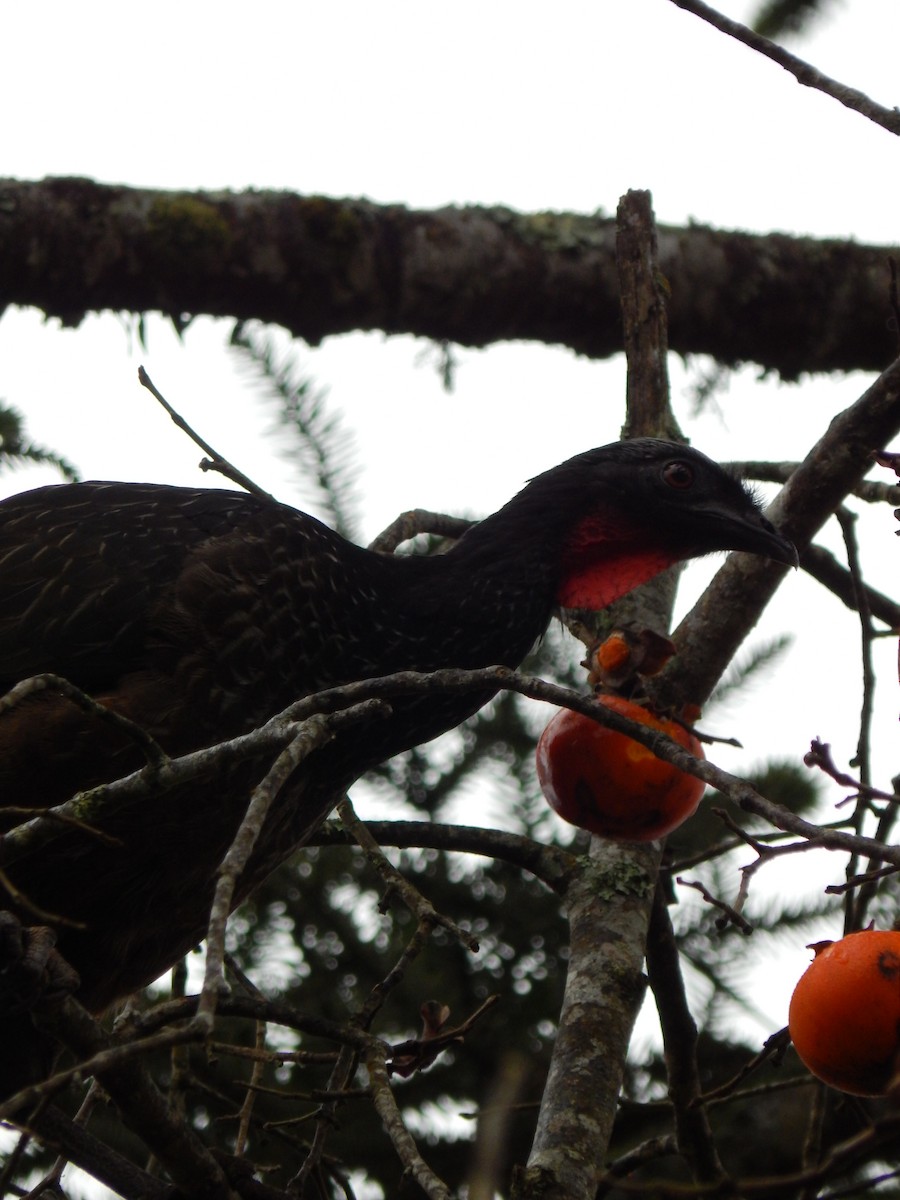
0,911 -> 80,1015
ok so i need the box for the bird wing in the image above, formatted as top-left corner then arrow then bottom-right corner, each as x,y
0,481 -> 272,693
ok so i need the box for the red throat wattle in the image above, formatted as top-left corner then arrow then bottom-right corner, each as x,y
556,514 -> 683,609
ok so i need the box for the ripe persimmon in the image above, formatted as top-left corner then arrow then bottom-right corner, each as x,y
535,696 -> 704,842
788,929 -> 900,1095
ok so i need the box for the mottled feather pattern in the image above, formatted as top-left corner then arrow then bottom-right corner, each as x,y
0,440 -> 794,1017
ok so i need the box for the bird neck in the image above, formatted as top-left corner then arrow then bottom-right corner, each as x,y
450,491 -> 683,617
554,512 -> 684,608
385,533 -> 558,671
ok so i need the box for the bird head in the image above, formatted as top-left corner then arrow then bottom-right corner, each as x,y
517,439 -> 797,610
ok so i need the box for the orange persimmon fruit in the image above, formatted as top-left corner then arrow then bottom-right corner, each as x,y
788,929 -> 900,1095
535,695 -> 705,841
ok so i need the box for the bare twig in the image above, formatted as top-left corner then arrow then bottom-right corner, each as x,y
835,507 -> 879,932
0,1017 -> 199,1124
0,868 -> 87,927
698,1029 -> 793,1104
197,707 -> 380,1029
21,1082 -> 104,1199
592,1111 -> 900,1196
369,509 -> 472,554
311,816 -> 575,892
803,739 -> 898,805
234,1021 -> 268,1158
675,876 -> 754,935
837,508 -> 877,791
0,673 -> 167,769
19,1103 -> 174,1200
287,1042 -> 360,1193
664,352 -> 900,709
6,666 -> 900,889
708,806 -> 843,916
826,862 -> 900,894
668,0 -> 900,136
288,801 -> 487,1193
128,990 -> 371,1054
800,543 -> 900,629
0,694 -> 390,871
138,365 -> 272,498
728,462 -> 900,506
600,1135 -> 679,1182
646,885 -> 725,1184
337,796 -> 479,953
364,1038 -> 452,1200
2,996 -> 231,1199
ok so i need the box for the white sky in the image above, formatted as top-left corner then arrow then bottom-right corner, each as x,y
0,0 -> 899,1044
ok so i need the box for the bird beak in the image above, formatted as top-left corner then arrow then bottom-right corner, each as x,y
699,506 -> 799,567
744,520 -> 799,567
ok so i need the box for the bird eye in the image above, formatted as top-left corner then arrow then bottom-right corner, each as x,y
662,461 -> 694,490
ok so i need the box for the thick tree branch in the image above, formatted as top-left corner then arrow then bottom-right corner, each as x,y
9,996 -> 229,1199
6,665 -> 897,880
800,543 -> 900,629
727,462 -> 900,506
19,1105 -> 176,1200
514,841 -> 658,1200
618,192 -> 678,442
646,885 -> 725,1183
0,177 -> 896,377
515,190 -> 677,1200
660,354 -> 900,707
312,818 -> 576,891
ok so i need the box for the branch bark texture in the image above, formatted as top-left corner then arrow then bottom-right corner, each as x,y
515,840 -> 659,1200
515,191 -> 678,1200
0,177 -> 896,377
661,354 -> 900,708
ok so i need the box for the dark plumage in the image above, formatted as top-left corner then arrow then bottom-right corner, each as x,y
0,438 -> 795,1089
